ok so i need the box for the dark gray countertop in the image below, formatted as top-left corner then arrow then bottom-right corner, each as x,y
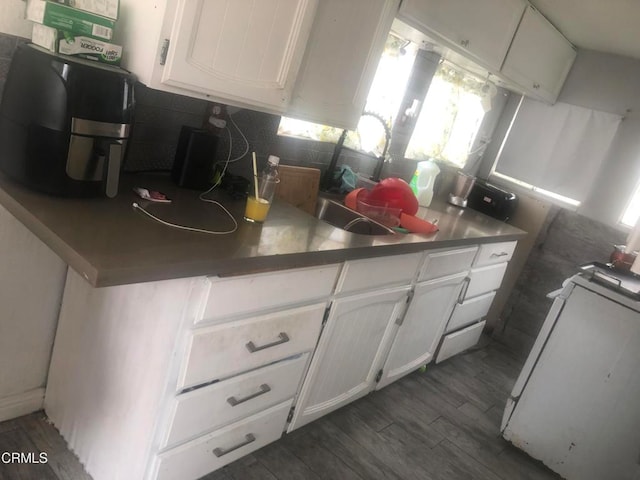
0,172 -> 526,287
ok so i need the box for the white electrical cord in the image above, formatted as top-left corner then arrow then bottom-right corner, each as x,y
226,114 -> 251,163
132,201 -> 238,235
132,113 -> 252,235
198,112 -> 250,199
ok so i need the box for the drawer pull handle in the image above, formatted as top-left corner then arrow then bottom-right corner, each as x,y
458,277 -> 471,304
213,433 -> 256,458
227,384 -> 272,407
490,252 -> 509,258
246,332 -> 290,353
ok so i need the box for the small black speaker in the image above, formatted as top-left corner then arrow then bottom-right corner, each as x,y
172,126 -> 220,189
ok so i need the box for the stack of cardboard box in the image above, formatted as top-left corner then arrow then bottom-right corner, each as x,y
26,0 -> 122,66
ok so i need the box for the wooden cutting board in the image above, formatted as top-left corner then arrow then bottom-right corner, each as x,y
275,165 -> 321,215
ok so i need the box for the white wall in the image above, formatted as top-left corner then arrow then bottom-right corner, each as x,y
0,0 -> 31,38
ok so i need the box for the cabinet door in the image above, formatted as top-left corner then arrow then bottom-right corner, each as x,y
501,6 -> 576,103
377,272 -> 467,389
398,0 -> 526,71
161,0 -> 318,112
287,0 -> 399,129
288,286 -> 410,431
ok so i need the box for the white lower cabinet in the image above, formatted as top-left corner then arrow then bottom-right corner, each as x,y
466,262 -> 508,299
435,242 -> 516,363
162,354 -> 308,449
45,266 -> 339,480
178,303 -> 326,390
44,243 -> 518,480
0,204 -> 67,422
417,246 -> 478,282
154,401 -> 293,480
446,291 -> 496,333
288,285 -> 411,431
437,320 -> 487,363
336,252 -> 422,295
376,272 -> 468,389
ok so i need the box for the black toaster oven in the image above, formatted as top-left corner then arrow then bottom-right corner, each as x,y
466,179 -> 518,222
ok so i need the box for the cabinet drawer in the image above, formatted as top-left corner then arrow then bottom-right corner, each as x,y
474,241 -> 516,267
163,354 -> 308,449
178,303 -> 325,390
436,320 -> 486,363
336,252 -> 422,294
466,262 -> 508,299
155,400 -> 291,480
418,246 -> 478,282
198,264 -> 339,325
447,291 -> 496,333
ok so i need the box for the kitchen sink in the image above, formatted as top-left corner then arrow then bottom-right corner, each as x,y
315,197 -> 396,235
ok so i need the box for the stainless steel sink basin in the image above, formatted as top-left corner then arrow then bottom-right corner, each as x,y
315,197 -> 396,235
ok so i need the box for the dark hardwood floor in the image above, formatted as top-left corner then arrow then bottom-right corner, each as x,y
0,337 -> 560,480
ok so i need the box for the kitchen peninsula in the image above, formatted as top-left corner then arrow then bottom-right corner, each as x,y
0,171 -> 524,480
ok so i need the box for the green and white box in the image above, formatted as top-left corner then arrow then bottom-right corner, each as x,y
26,0 -> 115,40
51,0 -> 119,21
32,24 -> 122,65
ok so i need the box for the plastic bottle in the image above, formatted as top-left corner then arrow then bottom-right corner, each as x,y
257,155 -> 280,202
409,160 -> 440,207
245,155 -> 280,223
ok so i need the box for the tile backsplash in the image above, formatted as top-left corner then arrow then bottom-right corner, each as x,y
0,32 -> 416,183
0,33 -> 26,98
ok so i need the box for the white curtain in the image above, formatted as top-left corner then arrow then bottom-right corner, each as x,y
495,98 -> 622,202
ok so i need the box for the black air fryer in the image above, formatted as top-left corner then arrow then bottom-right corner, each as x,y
0,44 -> 135,197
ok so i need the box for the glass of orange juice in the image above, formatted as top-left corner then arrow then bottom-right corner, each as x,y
244,177 -> 278,223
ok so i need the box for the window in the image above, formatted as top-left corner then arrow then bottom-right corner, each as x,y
278,34 -> 417,157
491,97 -> 622,208
278,35 -> 491,169
404,63 -> 487,167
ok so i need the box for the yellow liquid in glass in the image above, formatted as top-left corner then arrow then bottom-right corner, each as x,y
244,196 -> 271,222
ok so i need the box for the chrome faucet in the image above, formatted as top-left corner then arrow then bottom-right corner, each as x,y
321,111 -> 392,191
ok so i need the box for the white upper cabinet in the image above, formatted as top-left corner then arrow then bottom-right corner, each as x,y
116,0 -> 400,122
499,5 -> 577,103
116,0 -> 318,113
397,0 -> 527,71
287,0 -> 400,129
